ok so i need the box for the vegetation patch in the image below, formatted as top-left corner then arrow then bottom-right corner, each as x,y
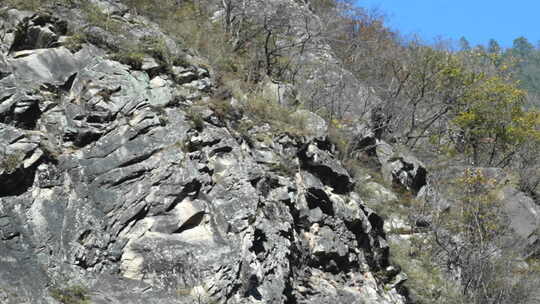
49,285 -> 90,304
3,0 -> 74,11
389,237 -> 463,304
81,2 -> 121,33
110,48 -> 146,70
63,32 -> 87,53
0,151 -> 23,174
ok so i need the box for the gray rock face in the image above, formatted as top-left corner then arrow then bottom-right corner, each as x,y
261,78 -> 298,108
500,186 -> 540,241
0,6 -> 406,304
8,13 -> 67,52
293,109 -> 328,138
299,140 -> 354,194
376,141 -> 427,194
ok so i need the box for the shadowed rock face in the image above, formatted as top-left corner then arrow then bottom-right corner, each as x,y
8,14 -> 67,53
0,3 -> 406,304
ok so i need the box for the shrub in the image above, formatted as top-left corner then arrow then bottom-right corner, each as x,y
186,107 -> 205,132
110,48 -> 146,69
109,35 -> 177,71
81,2 -> 121,33
3,0 -> 42,10
139,36 -> 171,65
3,0 -> 74,10
0,151 -> 23,174
63,32 -> 87,53
243,94 -> 309,136
327,120 -> 350,160
49,285 -> 90,304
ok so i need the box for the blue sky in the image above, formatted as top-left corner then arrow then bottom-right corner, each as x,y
355,0 -> 540,49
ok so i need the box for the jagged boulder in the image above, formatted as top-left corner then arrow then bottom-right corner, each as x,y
499,186 -> 540,249
298,140 -> 354,194
293,109 -> 328,138
8,13 -> 67,52
0,126 -> 46,196
261,77 -> 298,107
376,140 -> 427,194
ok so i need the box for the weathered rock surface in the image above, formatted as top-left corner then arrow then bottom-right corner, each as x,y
376,140 -> 427,194
0,4 -> 406,304
261,77 -> 298,108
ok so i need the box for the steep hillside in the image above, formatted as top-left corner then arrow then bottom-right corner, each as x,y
0,1 -> 407,303
2,0 -> 540,303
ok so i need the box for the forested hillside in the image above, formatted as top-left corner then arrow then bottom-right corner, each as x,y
309,1 -> 540,303
458,36 -> 540,104
0,0 -> 539,303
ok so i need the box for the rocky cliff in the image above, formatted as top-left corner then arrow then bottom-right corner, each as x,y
0,1 -> 407,303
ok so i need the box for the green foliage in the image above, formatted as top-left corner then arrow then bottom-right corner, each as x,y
303,1 -> 540,302
487,39 -> 501,55
110,48 -> 146,69
357,39 -> 540,167
3,0 -> 42,10
124,0 -> 305,85
243,94 -> 308,136
49,285 -> 90,304
110,36 -> 175,70
0,151 -> 23,174
503,37 -> 540,101
186,107 -> 206,132
327,119 -> 351,159
81,2 -> 121,33
139,36 -> 171,64
123,0 -> 244,80
63,32 -> 87,53
3,0 -> 75,10
511,36 -> 534,59
440,49 -> 540,166
319,1 -> 540,169
441,168 -> 505,243
471,37 -> 540,106
269,156 -> 297,176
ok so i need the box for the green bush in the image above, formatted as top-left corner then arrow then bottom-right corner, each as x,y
63,33 -> 87,53
49,285 -> 90,304
186,107 -> 205,132
1,151 -> 23,174
139,36 -> 171,65
81,2 -> 121,33
241,93 -> 308,136
109,36 -> 177,71
3,0 -> 74,10
110,49 -> 146,69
